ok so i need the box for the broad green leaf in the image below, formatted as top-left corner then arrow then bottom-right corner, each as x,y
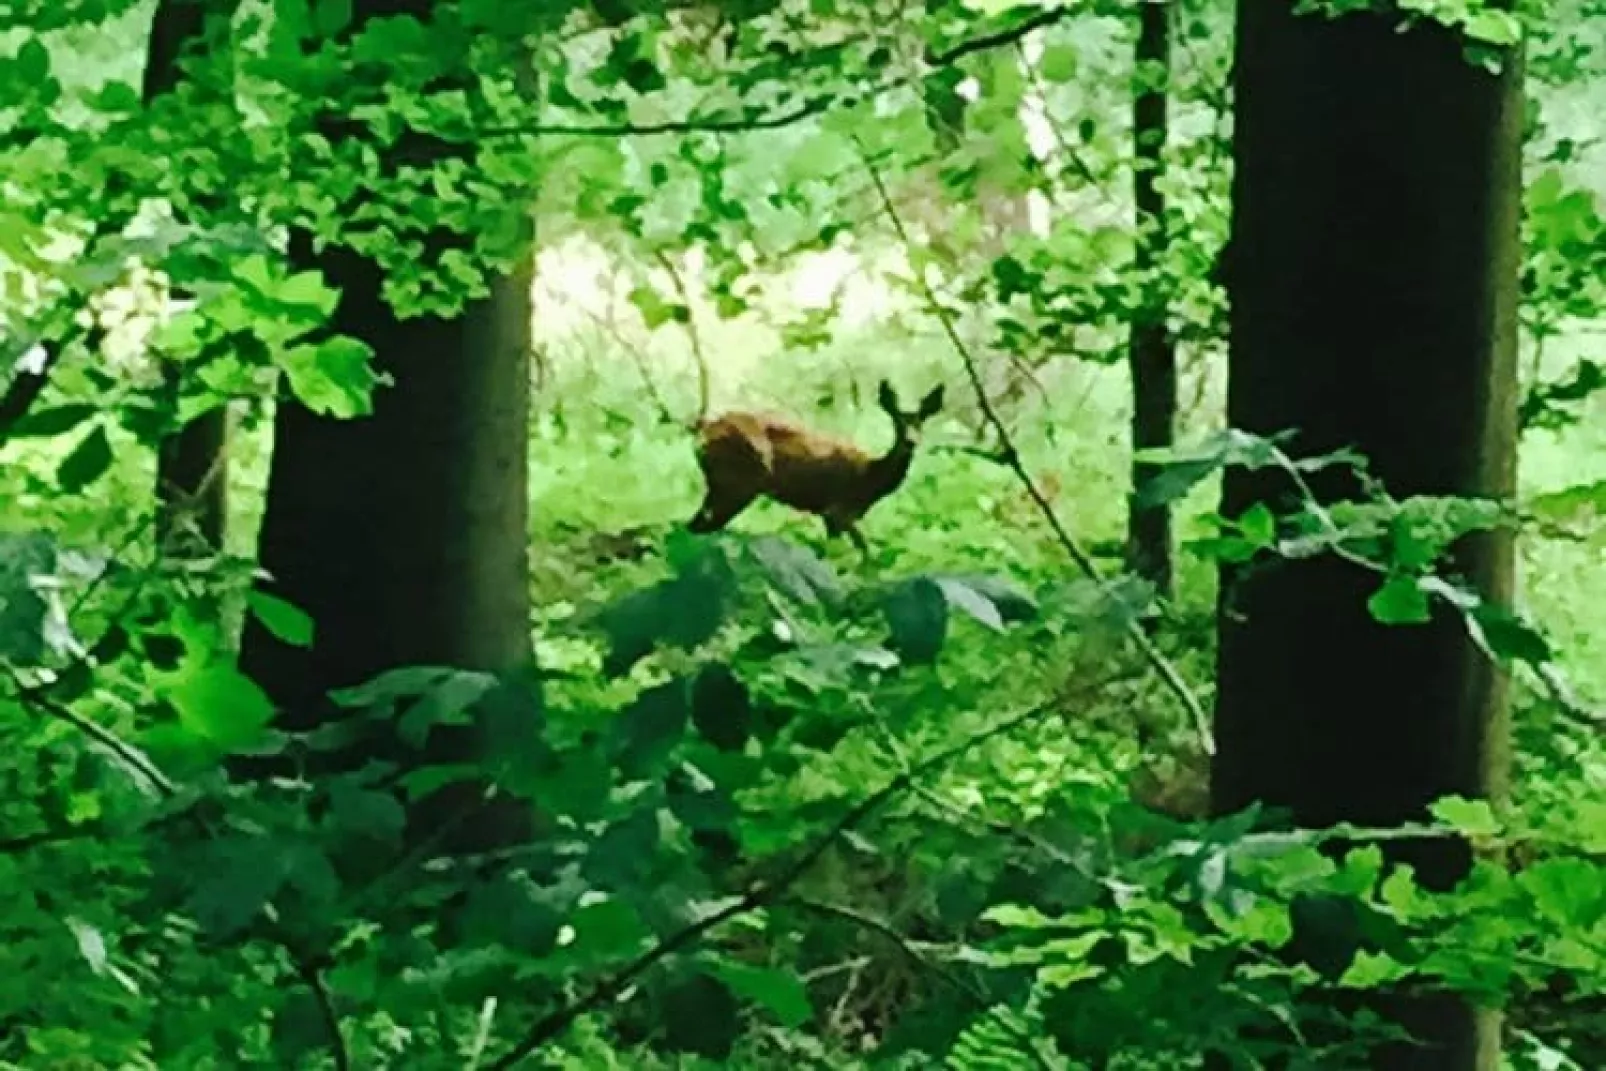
280,336 -> 383,418
660,972 -> 740,1060
1037,44 -> 1078,83
704,958 -> 814,1028
1428,796 -> 1500,838
613,680 -> 689,777
326,781 -> 406,843
186,833 -> 290,938
1367,574 -> 1431,625
883,576 -> 948,664
7,404 -> 98,438
247,592 -> 315,648
690,663 -> 751,751
56,424 -> 114,492
935,576 -> 1005,631
168,663 -> 277,752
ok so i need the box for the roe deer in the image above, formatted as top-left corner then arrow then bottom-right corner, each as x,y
688,381 -> 945,553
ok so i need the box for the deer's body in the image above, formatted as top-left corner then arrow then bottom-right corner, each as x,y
688,382 -> 944,552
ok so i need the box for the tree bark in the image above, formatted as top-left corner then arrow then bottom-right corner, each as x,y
1211,5 -> 1521,1069
237,2 -> 536,849
1126,0 -> 1176,602
145,0 -> 233,558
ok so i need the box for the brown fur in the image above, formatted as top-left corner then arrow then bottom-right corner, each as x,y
688,380 -> 944,552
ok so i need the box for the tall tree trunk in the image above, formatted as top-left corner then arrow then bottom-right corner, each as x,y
1126,0 -> 1176,602
237,2 -> 536,850
145,0 -> 233,558
1211,5 -> 1521,1070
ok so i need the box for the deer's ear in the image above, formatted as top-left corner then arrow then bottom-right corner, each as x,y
918,384 -> 945,417
876,380 -> 899,413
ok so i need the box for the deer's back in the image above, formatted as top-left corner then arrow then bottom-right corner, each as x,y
697,412 -> 872,512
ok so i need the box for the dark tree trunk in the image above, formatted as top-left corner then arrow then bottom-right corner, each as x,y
1212,5 -> 1521,1069
237,0 -> 535,849
145,0 -> 233,558
1126,0 -> 1176,602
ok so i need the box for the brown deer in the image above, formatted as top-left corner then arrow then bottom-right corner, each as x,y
688,381 -> 945,553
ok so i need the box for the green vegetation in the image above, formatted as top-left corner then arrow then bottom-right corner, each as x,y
1,1 -> 1604,1068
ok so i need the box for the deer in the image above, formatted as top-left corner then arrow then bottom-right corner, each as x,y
687,380 -> 946,554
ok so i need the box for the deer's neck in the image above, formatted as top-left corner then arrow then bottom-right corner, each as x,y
859,438 -> 917,503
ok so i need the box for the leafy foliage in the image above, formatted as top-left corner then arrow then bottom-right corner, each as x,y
1,0 -> 1604,1068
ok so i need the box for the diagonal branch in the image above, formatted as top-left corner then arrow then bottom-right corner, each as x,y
486,687 -> 1084,1068
856,146 -> 1215,755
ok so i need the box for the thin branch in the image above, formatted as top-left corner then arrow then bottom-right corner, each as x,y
295,956 -> 352,1071
479,7 -> 1074,142
487,690 -> 1076,1067
858,147 -> 1214,755
8,679 -> 176,795
648,247 -> 712,426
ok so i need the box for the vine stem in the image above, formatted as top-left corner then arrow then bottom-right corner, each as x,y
856,145 -> 1215,755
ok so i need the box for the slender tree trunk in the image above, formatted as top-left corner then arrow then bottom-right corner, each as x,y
1126,0 -> 1176,601
237,1 -> 535,850
145,0 -> 233,558
1211,5 -> 1521,1069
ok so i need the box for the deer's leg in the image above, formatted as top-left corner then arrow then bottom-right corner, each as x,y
822,515 -> 870,558
690,488 -> 757,533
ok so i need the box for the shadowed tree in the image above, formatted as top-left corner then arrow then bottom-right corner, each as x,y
1211,4 -> 1522,1069
144,0 -> 236,558
237,0 -> 537,849
1126,0 -> 1176,602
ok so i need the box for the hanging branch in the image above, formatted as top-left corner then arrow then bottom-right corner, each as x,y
857,145 -> 1214,755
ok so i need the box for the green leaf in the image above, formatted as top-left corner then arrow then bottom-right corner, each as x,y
1236,502 -> 1278,548
747,535 -> 842,606
310,0 -> 354,36
281,335 -> 383,418
883,576 -> 949,664
326,781 -> 406,843
660,972 -> 740,1059
272,991 -> 335,1066
690,663 -> 751,751
935,576 -> 1004,631
7,404 -> 98,438
569,897 -> 650,961
614,681 -> 689,777
394,670 -> 499,748
56,424 -> 114,493
167,663 -> 277,752
1366,575 -> 1431,625
16,38 -> 50,83
1468,603 -> 1552,664
187,833 -> 290,938
1428,796 -> 1500,839
1037,44 -> 1077,83
704,958 -> 814,1028
247,592 -> 315,648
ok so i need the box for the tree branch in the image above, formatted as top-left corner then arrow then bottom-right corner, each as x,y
480,6 -> 1073,141
857,146 -> 1215,755
487,688 -> 1081,1067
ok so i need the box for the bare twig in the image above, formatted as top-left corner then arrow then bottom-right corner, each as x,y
858,148 -> 1214,755
648,247 -> 713,427
487,691 -> 1075,1067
